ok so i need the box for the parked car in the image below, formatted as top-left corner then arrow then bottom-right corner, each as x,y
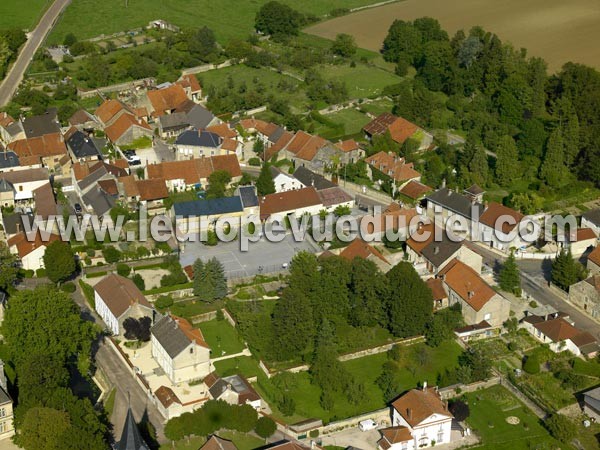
74,203 -> 82,214
359,419 -> 377,432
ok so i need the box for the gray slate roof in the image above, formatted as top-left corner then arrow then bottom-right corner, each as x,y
186,104 -> 216,130
173,196 -> 243,218
426,187 -> 484,220
0,151 -> 20,169
117,407 -> 150,450
67,130 -> 102,159
1,213 -> 33,235
237,186 -> 258,208
294,166 -> 335,191
176,130 -> 221,148
5,121 -> 23,138
22,109 -> 60,138
158,112 -> 189,130
82,187 -> 116,216
0,179 -> 12,193
420,236 -> 461,267
78,166 -> 109,192
151,315 -> 193,359
583,209 -> 600,227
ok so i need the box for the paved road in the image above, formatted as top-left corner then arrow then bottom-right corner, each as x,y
465,242 -> 600,339
0,0 -> 71,106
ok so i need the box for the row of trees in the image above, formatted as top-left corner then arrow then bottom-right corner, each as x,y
1,287 -> 107,449
0,29 -> 26,79
382,17 -> 600,194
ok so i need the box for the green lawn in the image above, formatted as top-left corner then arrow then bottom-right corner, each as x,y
318,63 -> 402,99
360,98 -> 395,116
198,319 -> 246,357
163,299 -> 223,320
255,340 -> 463,424
48,0 -> 381,45
214,356 -> 263,379
0,0 -> 48,30
315,108 -> 371,139
464,385 -> 565,450
103,388 -> 116,419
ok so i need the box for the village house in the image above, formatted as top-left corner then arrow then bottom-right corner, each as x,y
359,203 -> 419,242
7,232 -> 60,271
427,278 -> 448,311
317,186 -> 354,213
204,372 -> 263,410
478,202 -> 527,253
270,166 -> 304,193
0,151 -> 36,173
293,166 -> 336,191
118,175 -> 168,214
279,130 -> 329,173
583,387 -> 600,421
7,133 -> 70,174
146,155 -> 242,191
175,130 -> 224,159
365,151 -> 422,188
0,361 -> 14,441
95,99 -> 153,146
363,112 -> 433,151
68,109 -> 100,130
569,274 -> 600,319
521,314 -> 599,358
566,228 -> 597,255
0,168 -> 50,206
151,314 -> 211,384
378,384 -> 453,450
0,213 -> 33,240
65,128 -> 102,162
581,209 -> 600,237
333,138 -> 364,164
587,246 -> 600,275
338,238 -> 392,272
398,180 -> 433,203
0,112 -> 24,144
425,186 -> 485,234
93,273 -> 154,336
258,187 -> 323,221
438,259 -> 510,328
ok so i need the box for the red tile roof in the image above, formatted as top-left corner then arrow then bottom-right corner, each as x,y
334,139 -> 360,153
363,112 -> 419,145
7,232 -> 60,258
427,278 -> 447,301
154,386 -> 181,408
365,151 -> 421,183
379,426 -> 412,445
136,178 -> 168,201
391,388 -> 452,428
104,113 -> 151,143
438,259 -> 496,311
479,202 -> 524,234
339,239 -> 389,265
95,99 -> 130,124
146,155 -> 241,184
574,228 -> 597,242
588,246 -> 600,267
207,123 -> 237,139
8,133 -> 67,158
177,74 -> 202,93
399,180 -> 432,200
259,187 -> 322,220
170,314 -> 209,348
147,84 -> 189,117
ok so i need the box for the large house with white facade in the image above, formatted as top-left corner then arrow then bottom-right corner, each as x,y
93,273 -> 154,336
378,384 -> 453,450
151,314 -> 211,384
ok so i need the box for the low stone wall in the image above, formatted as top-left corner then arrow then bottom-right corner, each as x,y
319,407 -> 390,436
189,311 -> 217,324
438,376 -> 501,400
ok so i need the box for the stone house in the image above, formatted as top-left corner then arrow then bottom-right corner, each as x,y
569,275 -> 600,319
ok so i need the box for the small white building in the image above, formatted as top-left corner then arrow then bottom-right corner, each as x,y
151,314 -> 211,384
6,232 -> 60,271
378,384 -> 453,450
270,166 -> 304,193
478,202 -> 528,253
93,273 -> 154,336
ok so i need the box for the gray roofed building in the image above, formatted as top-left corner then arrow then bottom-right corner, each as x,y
151,314 -> 208,359
268,126 -> 285,143
82,187 -> 116,216
0,151 -> 20,170
175,130 -> 222,148
78,166 -> 110,192
421,237 -> 462,268
158,112 -> 189,132
1,213 -> 33,235
173,196 -> 243,218
22,109 -> 61,138
5,122 -> 24,140
182,103 -> 216,130
426,187 -> 484,221
117,407 -> 150,450
583,209 -> 600,227
237,186 -> 258,208
294,166 -> 336,191
67,130 -> 102,159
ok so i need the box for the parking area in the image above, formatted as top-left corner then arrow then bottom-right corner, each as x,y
320,427 -> 379,450
179,232 -> 319,278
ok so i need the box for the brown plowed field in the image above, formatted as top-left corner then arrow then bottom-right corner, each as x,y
305,0 -> 600,72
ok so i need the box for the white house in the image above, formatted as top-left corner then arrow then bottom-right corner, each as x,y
478,202 -> 528,253
151,314 -> 211,384
258,187 -> 323,221
378,384 -> 453,450
270,166 -> 304,193
6,232 -> 60,271
581,209 -> 600,237
93,273 -> 154,336
0,168 -> 49,204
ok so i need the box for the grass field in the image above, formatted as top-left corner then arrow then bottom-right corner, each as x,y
305,0 -> 600,72
197,319 -> 245,357
47,0 -> 381,45
464,385 -> 563,449
317,64 -> 400,99
0,0 -> 48,30
160,431 -> 263,450
256,340 -> 463,423
314,108 -> 371,139
214,356 -> 263,379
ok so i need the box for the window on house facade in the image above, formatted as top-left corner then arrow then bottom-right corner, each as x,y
437,430 -> 444,442
0,408 -> 5,418
0,421 -> 5,433
484,313 -> 491,321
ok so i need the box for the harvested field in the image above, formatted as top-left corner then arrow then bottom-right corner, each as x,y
305,0 -> 600,72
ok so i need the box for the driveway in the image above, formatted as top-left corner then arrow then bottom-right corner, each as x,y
0,0 -> 72,106
179,232 -> 319,278
320,428 -> 379,449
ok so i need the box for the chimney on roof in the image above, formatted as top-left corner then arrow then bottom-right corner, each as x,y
407,408 -> 412,419
468,291 -> 474,299
423,381 -> 427,391
434,246 -> 439,255
441,178 -> 446,188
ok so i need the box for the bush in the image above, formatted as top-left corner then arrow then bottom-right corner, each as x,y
61,282 -> 76,293
248,157 -> 261,166
22,269 -> 34,278
508,342 -> 518,351
255,416 -> 276,439
309,429 -> 319,438
36,268 -> 47,278
131,273 -> 145,291
102,246 -> 122,264
116,263 -> 131,277
449,399 -> 470,421
544,413 -> 575,443
523,354 -> 540,374
154,295 -> 174,309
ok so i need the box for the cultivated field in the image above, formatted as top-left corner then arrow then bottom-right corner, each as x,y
48,0 -> 380,45
0,0 -> 49,30
305,0 -> 600,72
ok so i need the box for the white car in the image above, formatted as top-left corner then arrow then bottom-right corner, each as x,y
359,419 -> 377,432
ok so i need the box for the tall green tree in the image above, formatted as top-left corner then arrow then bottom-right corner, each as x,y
468,144 -> 489,186
551,248 -> 587,290
194,257 -> 227,302
540,128 -> 566,187
255,1 -> 304,37
495,135 -> 520,186
348,258 -> 387,327
331,33 -> 357,57
314,257 -> 351,321
0,242 -> 18,291
385,262 -> 433,337
271,285 -> 314,361
17,407 -> 71,450
256,162 -> 276,196
499,250 -> 521,295
43,241 -> 76,284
